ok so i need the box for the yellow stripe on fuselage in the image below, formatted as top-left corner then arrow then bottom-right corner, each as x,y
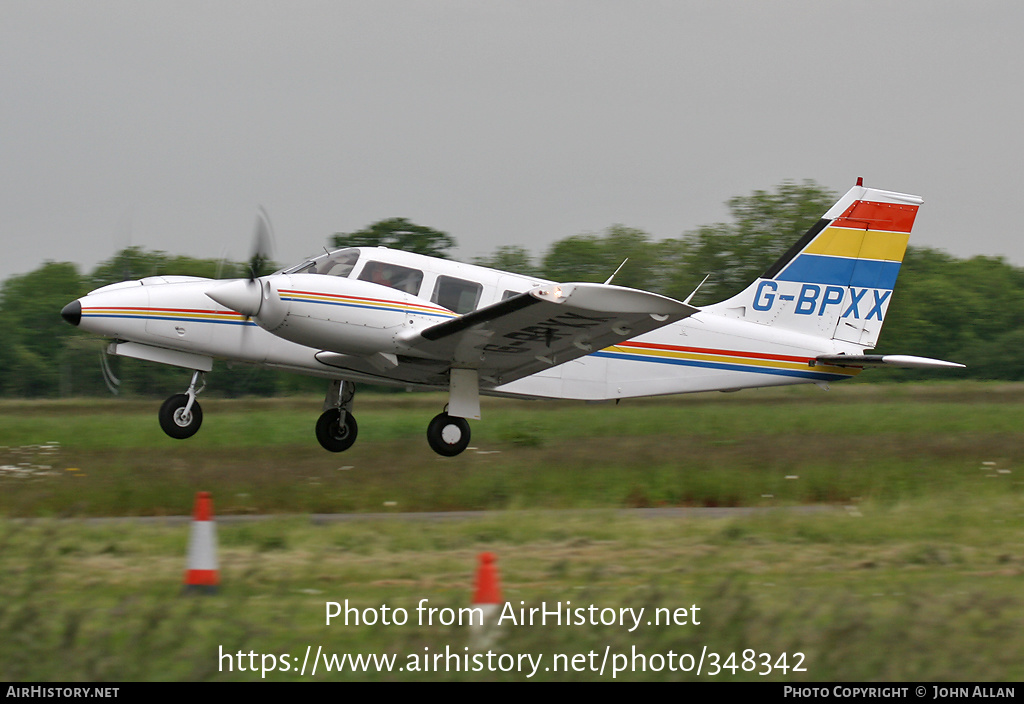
84,308 -> 245,322
604,344 -> 854,377
282,292 -> 452,317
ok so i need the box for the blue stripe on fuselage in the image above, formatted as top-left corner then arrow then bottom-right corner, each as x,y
278,296 -> 455,318
591,351 -> 850,382
83,313 -> 256,326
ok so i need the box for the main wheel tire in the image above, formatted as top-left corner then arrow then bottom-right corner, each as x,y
426,412 -> 471,457
158,394 -> 203,439
316,408 -> 358,452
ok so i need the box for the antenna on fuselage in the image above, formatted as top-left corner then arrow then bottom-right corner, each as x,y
604,258 -> 629,285
684,274 -> 711,305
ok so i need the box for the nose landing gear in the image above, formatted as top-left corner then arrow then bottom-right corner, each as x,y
316,379 -> 358,452
158,371 -> 205,439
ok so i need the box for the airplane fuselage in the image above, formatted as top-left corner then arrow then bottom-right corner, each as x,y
68,246 -> 858,403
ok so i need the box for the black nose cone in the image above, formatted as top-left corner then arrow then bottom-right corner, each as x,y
61,300 -> 82,326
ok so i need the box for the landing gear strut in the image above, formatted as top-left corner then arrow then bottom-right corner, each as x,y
159,371 -> 205,439
316,380 -> 358,452
426,412 -> 471,457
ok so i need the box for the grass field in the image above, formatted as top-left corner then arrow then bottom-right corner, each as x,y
1,383 -> 1022,681
2,382 -> 1023,516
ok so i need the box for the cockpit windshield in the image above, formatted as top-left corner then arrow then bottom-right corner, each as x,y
282,249 -> 360,277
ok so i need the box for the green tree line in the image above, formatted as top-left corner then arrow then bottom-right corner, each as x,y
2,181 -> 1018,397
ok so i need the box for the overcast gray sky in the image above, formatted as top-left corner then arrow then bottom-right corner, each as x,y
2,1 -> 1022,284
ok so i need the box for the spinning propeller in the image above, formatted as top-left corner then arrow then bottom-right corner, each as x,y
99,348 -> 121,395
207,207 -> 277,318
248,206 -> 275,281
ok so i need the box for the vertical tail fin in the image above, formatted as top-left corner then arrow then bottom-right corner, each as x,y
706,182 -> 922,348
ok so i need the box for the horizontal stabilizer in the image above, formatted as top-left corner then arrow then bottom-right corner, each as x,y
813,354 -> 965,370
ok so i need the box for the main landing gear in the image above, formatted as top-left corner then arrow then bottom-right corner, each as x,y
159,371 -> 205,439
314,380 -> 473,457
426,412 -> 471,457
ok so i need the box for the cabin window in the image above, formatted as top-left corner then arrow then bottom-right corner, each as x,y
432,276 -> 482,314
501,289 -> 525,300
286,249 -> 360,277
316,250 -> 361,277
358,261 -> 423,295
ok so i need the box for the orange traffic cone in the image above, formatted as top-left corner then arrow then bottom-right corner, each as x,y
473,552 -> 502,605
183,491 -> 219,594
469,552 -> 502,649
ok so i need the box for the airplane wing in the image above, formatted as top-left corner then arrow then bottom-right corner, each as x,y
396,282 -> 698,387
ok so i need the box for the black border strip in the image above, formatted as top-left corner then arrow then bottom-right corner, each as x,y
761,218 -> 831,280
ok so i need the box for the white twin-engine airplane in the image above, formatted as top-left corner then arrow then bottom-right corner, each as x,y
61,181 -> 962,456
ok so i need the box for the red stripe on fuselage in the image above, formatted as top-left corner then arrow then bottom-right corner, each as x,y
278,289 -> 451,313
616,340 -> 813,364
85,306 -> 237,315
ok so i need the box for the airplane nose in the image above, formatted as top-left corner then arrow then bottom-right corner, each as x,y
61,300 -> 82,326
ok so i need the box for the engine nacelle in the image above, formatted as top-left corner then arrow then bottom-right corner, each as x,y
255,274 -> 442,356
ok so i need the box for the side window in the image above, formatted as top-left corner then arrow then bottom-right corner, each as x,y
501,289 -> 525,300
357,261 -> 423,295
432,276 -> 482,314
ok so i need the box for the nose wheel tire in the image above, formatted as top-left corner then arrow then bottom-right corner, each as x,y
316,408 -> 359,452
159,394 -> 203,439
427,412 -> 471,457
